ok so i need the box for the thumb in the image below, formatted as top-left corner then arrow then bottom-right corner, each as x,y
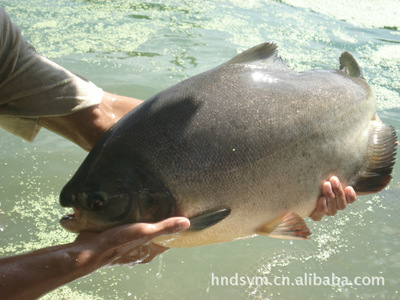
92,217 -> 190,251
146,217 -> 190,238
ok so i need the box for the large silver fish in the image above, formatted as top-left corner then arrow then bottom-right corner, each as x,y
59,43 -> 397,248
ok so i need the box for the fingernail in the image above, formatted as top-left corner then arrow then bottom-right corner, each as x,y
176,219 -> 190,232
347,188 -> 356,203
331,177 -> 339,188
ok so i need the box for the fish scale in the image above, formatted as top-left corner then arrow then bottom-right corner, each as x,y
59,42 -> 397,247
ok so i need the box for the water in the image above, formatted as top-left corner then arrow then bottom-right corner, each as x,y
1,0 -> 399,299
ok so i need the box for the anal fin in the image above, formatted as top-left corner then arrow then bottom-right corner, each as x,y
188,208 -> 231,231
256,212 -> 311,240
353,121 -> 397,194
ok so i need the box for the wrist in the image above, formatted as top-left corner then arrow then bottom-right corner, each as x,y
66,234 -> 119,275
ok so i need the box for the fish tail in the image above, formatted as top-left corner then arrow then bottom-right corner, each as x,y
352,120 -> 397,194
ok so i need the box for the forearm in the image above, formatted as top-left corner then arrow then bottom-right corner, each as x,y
0,242 -> 99,300
38,92 -> 143,151
0,218 -> 190,299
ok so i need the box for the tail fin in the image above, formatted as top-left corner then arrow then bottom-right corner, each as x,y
353,121 -> 397,194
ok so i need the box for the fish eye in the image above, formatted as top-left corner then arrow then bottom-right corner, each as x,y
85,192 -> 106,210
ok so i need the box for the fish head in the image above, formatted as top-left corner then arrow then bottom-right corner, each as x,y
59,143 -> 175,233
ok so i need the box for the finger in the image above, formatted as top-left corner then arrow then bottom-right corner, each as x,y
322,181 -> 337,216
144,217 -> 191,238
112,243 -> 169,266
112,245 -> 152,265
330,176 -> 346,210
108,217 -> 190,249
344,186 -> 356,204
309,196 -> 328,221
140,243 -> 169,264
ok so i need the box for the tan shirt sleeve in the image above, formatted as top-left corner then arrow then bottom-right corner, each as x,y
0,8 -> 103,141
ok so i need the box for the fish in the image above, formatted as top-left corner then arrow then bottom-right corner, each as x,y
59,42 -> 397,248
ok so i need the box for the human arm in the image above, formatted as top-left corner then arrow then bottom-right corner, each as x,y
38,92 -> 143,151
0,217 -> 190,300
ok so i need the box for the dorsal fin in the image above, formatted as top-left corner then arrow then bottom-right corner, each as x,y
225,42 -> 287,68
339,51 -> 363,78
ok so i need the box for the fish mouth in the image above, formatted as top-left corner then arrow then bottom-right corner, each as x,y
60,213 -> 76,222
60,208 -> 81,233
60,208 -> 108,233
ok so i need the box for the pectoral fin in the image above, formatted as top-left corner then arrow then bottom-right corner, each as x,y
188,208 -> 231,231
256,212 -> 311,240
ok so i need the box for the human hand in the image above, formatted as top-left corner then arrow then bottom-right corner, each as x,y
73,217 -> 190,272
309,176 -> 356,221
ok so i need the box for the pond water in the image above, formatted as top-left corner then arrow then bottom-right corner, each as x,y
1,0 -> 399,299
